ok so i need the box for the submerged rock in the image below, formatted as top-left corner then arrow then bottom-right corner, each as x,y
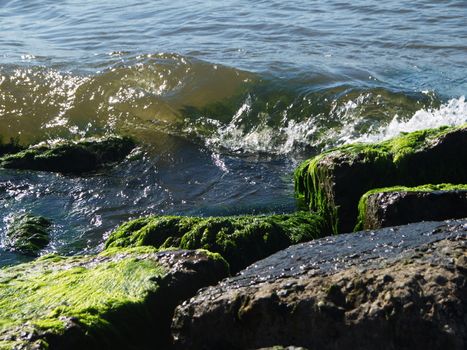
295,124 -> 467,233
0,247 -> 228,350
0,136 -> 135,174
356,183 -> 467,230
105,212 -> 327,273
172,218 -> 467,350
4,213 -> 52,256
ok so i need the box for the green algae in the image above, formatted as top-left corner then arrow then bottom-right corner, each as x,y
354,183 -> 467,231
294,124 -> 467,233
0,135 -> 135,174
293,132 -> 400,232
5,213 -> 52,256
105,212 -> 327,273
0,247 -> 164,349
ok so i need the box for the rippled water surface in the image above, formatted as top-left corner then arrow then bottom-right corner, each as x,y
0,0 -> 466,265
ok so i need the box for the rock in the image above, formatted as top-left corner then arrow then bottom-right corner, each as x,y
294,124 -> 467,233
0,136 -> 135,174
4,213 -> 52,256
105,212 -> 328,274
0,247 -> 228,350
356,184 -> 467,230
172,219 -> 467,350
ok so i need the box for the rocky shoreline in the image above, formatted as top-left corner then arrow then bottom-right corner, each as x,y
0,124 -> 466,349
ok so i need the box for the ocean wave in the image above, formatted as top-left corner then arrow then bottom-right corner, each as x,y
0,53 -> 464,156
181,86 -> 450,155
0,53 -> 256,144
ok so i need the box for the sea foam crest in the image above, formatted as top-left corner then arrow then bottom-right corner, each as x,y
341,96 -> 467,144
201,99 -> 318,155
205,96 -> 467,155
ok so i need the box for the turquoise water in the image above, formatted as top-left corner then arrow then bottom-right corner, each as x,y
0,0 -> 466,265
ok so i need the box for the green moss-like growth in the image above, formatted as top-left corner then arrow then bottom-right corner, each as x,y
295,124 -> 467,233
0,136 -> 135,174
355,183 -> 467,231
105,212 -> 327,273
4,213 -> 52,256
0,247 -> 228,349
0,247 -> 164,349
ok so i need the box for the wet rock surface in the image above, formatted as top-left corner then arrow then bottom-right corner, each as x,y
172,218 -> 467,350
4,213 -> 52,256
0,248 -> 228,350
361,188 -> 467,230
0,136 -> 135,174
295,125 -> 467,233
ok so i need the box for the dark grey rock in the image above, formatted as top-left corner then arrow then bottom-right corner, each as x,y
172,219 -> 467,350
362,189 -> 467,229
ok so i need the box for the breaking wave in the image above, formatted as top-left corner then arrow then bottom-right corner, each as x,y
1,53 -> 465,155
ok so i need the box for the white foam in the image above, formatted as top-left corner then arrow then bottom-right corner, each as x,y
199,95 -> 319,154
351,96 -> 467,143
200,116 -> 318,155
188,96 -> 467,155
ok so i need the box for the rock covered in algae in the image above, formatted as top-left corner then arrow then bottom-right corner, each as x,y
0,136 -> 135,174
0,247 -> 228,350
172,218 -> 467,350
105,212 -> 328,273
294,124 -> 467,233
355,183 -> 467,230
4,213 -> 52,256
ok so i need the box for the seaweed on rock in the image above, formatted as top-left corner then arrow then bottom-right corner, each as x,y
294,124 -> 467,233
0,247 -> 228,350
0,135 -> 136,174
105,212 -> 327,273
4,213 -> 52,256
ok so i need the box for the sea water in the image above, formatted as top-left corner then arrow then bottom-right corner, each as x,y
0,0 -> 466,265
